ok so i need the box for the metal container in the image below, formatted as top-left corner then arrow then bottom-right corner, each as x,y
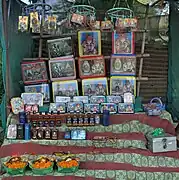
146,133 -> 177,153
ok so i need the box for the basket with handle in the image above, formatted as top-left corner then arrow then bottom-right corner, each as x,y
145,97 -> 164,116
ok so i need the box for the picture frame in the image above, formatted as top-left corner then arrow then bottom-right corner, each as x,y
78,56 -> 106,79
115,18 -> 138,29
106,95 -> 123,104
24,104 -> 39,113
52,80 -> 79,101
110,76 -> 136,96
55,96 -> 71,103
21,93 -> 43,106
82,78 -> 108,96
84,104 -> 100,114
110,55 -> 136,76
78,30 -> 101,57
118,103 -> 134,114
73,96 -> 89,104
49,103 -> 66,113
47,37 -> 73,59
10,97 -> 24,115
90,96 -> 106,104
101,21 -> 113,31
112,31 -> 135,55
49,57 -> 76,81
21,60 -> 48,85
67,102 -> 84,113
24,84 -> 50,103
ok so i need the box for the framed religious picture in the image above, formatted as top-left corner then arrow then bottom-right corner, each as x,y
49,57 -> 76,81
21,93 -> 43,106
10,97 -> 24,115
112,31 -> 135,55
110,55 -> 136,76
24,84 -> 50,103
47,37 -> 73,59
78,56 -> 106,79
110,76 -> 136,96
82,78 -> 108,96
21,60 -> 48,85
52,80 -> 79,101
78,30 -> 101,57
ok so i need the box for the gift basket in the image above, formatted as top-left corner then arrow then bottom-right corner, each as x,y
29,157 -> 54,175
144,97 -> 165,116
56,157 -> 79,173
3,157 -> 28,175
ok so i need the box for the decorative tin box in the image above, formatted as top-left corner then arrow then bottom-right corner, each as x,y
101,103 -> 117,114
78,56 -> 106,79
49,57 -> 76,81
52,80 -> 78,101
21,93 -> 43,106
110,76 -> 136,96
24,84 -> 50,103
106,96 -> 123,104
84,104 -> 100,114
110,55 -> 136,76
67,102 -> 83,113
78,30 -> 101,57
47,37 -> 73,59
73,96 -> 89,104
146,133 -> 177,153
90,96 -> 106,104
21,60 -> 48,84
118,103 -> 134,114
82,78 -> 108,96
112,32 -> 135,55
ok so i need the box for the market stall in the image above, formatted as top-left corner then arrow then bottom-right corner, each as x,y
1,0 -> 179,179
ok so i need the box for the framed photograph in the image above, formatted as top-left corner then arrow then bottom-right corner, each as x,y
21,60 -> 48,85
78,30 -> 101,57
21,93 -> 43,106
82,78 -> 108,96
84,104 -> 100,114
52,80 -> 78,101
71,13 -> 86,25
78,56 -> 106,79
24,84 -> 50,103
47,37 -> 73,59
49,57 -> 76,81
118,103 -> 134,114
112,31 -> 135,55
110,55 -> 136,76
110,76 -> 136,96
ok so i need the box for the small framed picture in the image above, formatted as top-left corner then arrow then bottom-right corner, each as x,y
18,16 -> 28,32
71,13 -> 86,25
110,76 -> 136,96
24,84 -> 50,103
90,96 -> 106,104
24,104 -> 39,113
112,31 -> 135,54
101,21 -> 113,30
47,37 -> 73,59
52,80 -> 79,101
106,95 -> 123,104
110,55 -> 136,76
67,102 -> 83,113
84,104 -> 100,114
21,93 -> 43,106
49,57 -> 76,81
10,97 -> 24,115
55,96 -> 71,103
82,78 -> 108,96
118,103 -> 134,114
78,56 -> 106,79
21,60 -> 48,85
49,103 -> 66,113
90,21 -> 101,30
101,103 -> 117,114
78,30 -> 101,57
73,96 -> 89,104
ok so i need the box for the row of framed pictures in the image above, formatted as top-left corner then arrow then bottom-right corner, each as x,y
47,30 -> 135,59
21,55 -> 136,84
24,76 -> 136,103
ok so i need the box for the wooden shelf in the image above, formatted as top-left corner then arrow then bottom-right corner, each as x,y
23,53 -> 150,61
31,29 -> 149,39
